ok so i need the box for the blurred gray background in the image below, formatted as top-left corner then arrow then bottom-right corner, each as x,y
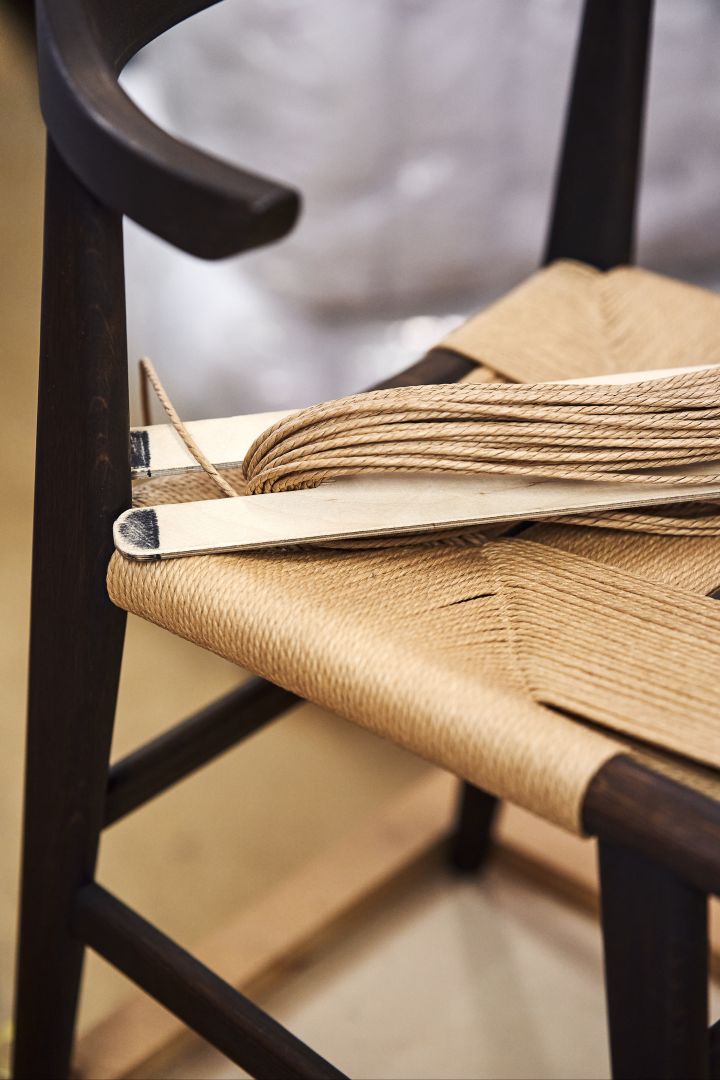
120,0 -> 720,419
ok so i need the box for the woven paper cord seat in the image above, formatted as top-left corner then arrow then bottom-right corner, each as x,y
108,261 -> 720,834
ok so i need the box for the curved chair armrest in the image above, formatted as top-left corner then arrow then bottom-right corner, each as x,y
36,0 -> 301,258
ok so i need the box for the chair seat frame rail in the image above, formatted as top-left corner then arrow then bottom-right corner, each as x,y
13,1 -> 720,1078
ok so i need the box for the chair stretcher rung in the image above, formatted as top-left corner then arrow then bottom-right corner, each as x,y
104,678 -> 298,827
72,883 -> 348,1080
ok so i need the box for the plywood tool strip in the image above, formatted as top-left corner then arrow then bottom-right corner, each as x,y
115,364 -> 720,559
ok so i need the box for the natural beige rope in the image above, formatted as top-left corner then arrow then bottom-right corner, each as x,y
138,359 -> 489,547
444,259 -> 720,385
139,357 -> 241,498
485,538 -> 720,770
553,502 -> 720,534
241,368 -> 720,494
114,262 -> 720,834
141,355 -> 720,537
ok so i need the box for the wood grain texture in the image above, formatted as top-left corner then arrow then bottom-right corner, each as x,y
584,756 -> 720,897
73,884 -> 348,1080
35,0 -> 300,257
599,840 -> 709,1079
120,363 -> 720,558
130,362 -> 717,478
116,467 -> 720,560
544,0 -> 653,268
74,779 -> 720,1080
23,4 -> 720,1078
104,677 -> 299,827
75,772 -> 458,1080
131,410 -> 292,479
13,141 -> 130,1079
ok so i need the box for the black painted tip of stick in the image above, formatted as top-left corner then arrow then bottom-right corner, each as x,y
118,508 -> 160,550
129,429 -> 151,474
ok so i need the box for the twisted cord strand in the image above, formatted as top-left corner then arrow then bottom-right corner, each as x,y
138,359 -> 720,539
139,357 -> 241,498
241,367 -> 720,494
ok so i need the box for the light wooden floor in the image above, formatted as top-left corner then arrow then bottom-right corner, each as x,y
136,852 -> 720,1080
155,856 -> 614,1080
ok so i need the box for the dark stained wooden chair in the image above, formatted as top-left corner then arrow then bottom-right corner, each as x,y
13,1 -> 720,1077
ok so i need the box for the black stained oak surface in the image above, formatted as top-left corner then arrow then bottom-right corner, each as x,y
13,141 -> 130,1078
36,0 -> 300,258
599,839 -> 709,1079
74,883 -> 348,1079
544,0 -> 653,269
584,756 -> 720,898
105,679 -> 299,827
16,1 -> 720,1078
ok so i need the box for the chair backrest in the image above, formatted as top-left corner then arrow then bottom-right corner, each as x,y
25,2 -> 657,848
35,0 -> 300,258
545,0 -> 653,269
36,0 -> 654,268
31,0 -> 656,540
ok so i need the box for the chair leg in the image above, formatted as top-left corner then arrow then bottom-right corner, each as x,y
447,781 -> 499,874
13,616 -> 126,1079
13,141 -> 130,1079
598,839 -> 709,1080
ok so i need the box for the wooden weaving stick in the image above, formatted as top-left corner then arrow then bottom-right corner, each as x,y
115,364 -> 720,560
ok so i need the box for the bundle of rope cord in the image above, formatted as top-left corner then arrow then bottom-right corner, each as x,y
241,366 -> 720,494
139,359 -> 720,540
114,264 -> 720,836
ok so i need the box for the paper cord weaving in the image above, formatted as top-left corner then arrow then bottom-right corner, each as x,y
108,261 -> 720,833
